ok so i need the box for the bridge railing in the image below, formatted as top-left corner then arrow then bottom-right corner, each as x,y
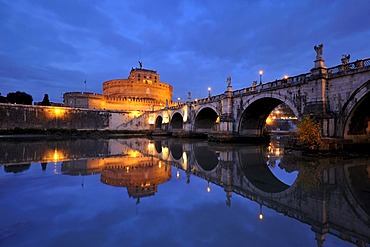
175,57 -> 370,106
327,58 -> 370,74
364,58 -> 370,67
232,72 -> 311,97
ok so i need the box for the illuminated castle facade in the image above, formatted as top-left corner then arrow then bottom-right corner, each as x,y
63,64 -> 173,112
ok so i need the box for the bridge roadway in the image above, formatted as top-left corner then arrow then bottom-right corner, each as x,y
140,56 -> 370,144
1,138 -> 369,246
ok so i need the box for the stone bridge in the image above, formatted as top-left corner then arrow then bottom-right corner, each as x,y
145,52 -> 370,143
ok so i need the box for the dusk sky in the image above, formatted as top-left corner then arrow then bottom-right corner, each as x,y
1,0 -> 370,103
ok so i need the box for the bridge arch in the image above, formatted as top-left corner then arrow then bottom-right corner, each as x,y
343,162 -> 370,224
169,142 -> 183,160
170,111 -> 183,130
155,115 -> 163,130
154,139 -> 162,153
193,145 -> 220,172
237,94 -> 299,137
238,145 -> 294,194
194,106 -> 219,133
339,80 -> 370,140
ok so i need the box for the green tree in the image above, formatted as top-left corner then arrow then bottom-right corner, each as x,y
7,91 -> 33,105
296,115 -> 323,150
40,94 -> 51,106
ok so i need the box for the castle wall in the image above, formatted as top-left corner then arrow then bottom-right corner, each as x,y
0,103 -> 150,131
63,67 -> 173,112
102,68 -> 172,103
63,92 -> 171,112
103,79 -> 172,102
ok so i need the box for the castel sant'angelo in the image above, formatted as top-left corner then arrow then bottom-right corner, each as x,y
63,62 -> 173,112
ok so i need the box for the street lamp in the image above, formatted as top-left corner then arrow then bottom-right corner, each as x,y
177,97 -> 180,106
208,87 -> 211,98
259,70 -> 263,84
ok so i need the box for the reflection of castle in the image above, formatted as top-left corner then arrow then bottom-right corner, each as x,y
63,64 -> 173,112
101,157 -> 171,201
61,154 -> 171,201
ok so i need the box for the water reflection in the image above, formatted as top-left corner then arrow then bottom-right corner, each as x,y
0,137 -> 369,246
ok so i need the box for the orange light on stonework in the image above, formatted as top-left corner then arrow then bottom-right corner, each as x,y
275,148 -> 280,157
130,111 -> 142,118
265,116 -> 273,125
147,142 -> 154,154
128,150 -> 141,158
45,148 -> 65,163
54,108 -> 61,116
49,107 -> 65,118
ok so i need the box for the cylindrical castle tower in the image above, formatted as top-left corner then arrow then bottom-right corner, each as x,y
103,67 -> 172,103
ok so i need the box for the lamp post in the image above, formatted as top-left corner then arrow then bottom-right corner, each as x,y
208,87 -> 211,98
259,70 -> 263,84
177,97 -> 180,106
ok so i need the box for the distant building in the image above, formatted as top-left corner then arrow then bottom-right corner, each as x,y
63,65 -> 173,112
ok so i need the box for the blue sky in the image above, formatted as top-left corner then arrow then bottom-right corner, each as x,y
1,0 -> 370,103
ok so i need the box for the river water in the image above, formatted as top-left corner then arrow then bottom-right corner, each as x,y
0,136 -> 369,247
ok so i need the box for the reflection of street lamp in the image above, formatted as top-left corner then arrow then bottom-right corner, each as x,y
259,204 -> 263,220
259,70 -> 263,84
208,87 -> 211,98
206,180 -> 211,192
176,168 -> 180,179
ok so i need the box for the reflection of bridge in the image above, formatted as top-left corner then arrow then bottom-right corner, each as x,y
142,51 -> 370,144
1,138 -> 369,246
124,138 -> 370,247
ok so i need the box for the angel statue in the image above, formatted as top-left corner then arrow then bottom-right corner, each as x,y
314,44 -> 323,60
226,76 -> 232,87
341,54 -> 350,65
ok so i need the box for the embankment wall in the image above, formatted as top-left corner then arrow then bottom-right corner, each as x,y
0,104 -> 150,131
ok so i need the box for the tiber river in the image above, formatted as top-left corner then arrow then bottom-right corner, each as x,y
0,136 -> 369,247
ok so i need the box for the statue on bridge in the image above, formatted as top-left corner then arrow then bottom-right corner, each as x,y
341,54 -> 350,65
226,76 -> 232,87
314,44 -> 323,60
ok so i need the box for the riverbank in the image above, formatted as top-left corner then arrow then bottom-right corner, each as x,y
284,137 -> 370,157
0,128 -> 150,140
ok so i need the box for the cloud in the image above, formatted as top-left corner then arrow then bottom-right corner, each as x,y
1,0 -> 370,102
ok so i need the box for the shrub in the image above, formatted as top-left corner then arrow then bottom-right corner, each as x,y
296,115 -> 323,150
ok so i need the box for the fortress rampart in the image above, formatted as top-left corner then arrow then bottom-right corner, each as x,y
0,103 -> 151,131
64,66 -> 173,112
